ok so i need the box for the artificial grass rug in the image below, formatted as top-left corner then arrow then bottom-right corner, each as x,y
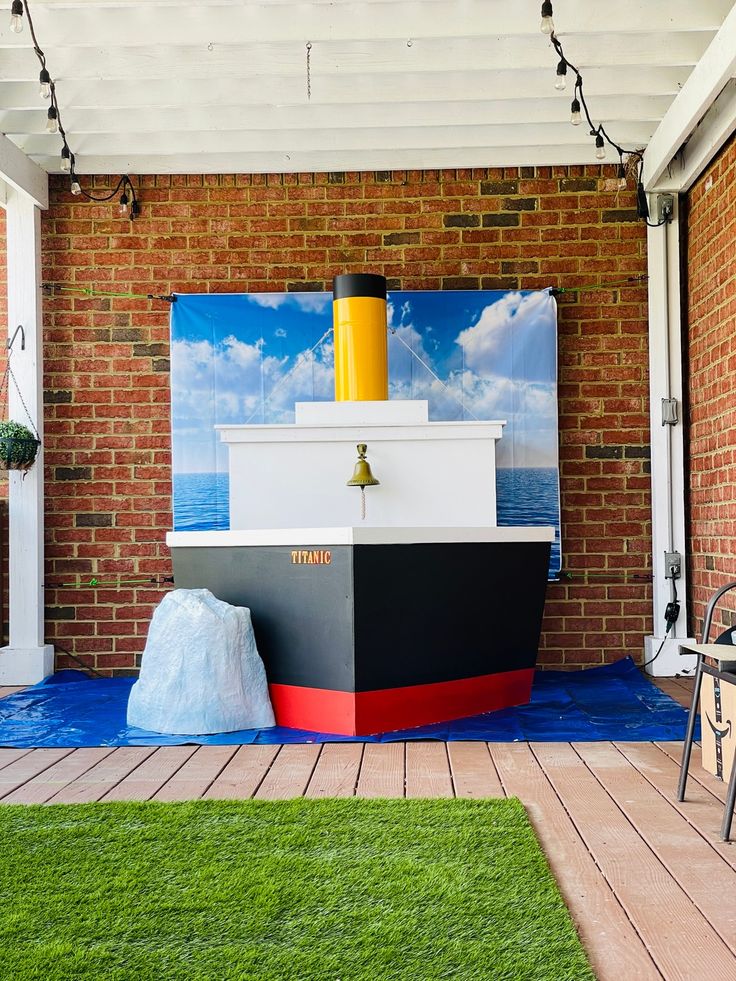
0,798 -> 593,981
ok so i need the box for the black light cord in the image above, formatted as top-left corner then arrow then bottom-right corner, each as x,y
47,640 -> 105,678
641,620 -> 674,670
542,3 -> 669,229
549,34 -> 635,166
17,0 -> 140,218
75,174 -> 141,218
641,579 -> 681,669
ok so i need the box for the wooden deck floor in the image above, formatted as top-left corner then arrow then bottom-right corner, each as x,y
1,676 -> 734,980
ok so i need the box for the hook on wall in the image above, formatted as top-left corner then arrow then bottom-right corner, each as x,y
7,325 -> 25,352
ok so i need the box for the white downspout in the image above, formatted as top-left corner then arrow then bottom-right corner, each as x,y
645,195 -> 696,675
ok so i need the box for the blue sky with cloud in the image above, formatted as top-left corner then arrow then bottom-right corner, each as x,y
170,289 -> 558,474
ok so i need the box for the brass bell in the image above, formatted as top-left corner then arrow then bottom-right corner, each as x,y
347,444 -> 380,488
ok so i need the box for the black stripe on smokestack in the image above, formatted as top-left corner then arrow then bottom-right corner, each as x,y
333,273 -> 387,300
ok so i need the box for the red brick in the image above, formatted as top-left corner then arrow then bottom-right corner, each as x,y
16,169 -> 655,674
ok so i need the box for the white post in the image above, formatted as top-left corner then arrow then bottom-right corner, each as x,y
644,196 -> 696,676
0,187 -> 53,683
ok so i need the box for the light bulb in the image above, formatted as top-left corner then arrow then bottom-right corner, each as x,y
540,0 -> 554,34
9,0 -> 23,33
617,162 -> 627,190
119,193 -> 129,216
60,145 -> 71,172
555,59 -> 567,91
595,134 -> 606,160
46,106 -> 58,134
39,68 -> 51,99
570,98 -> 581,126
70,178 -> 81,196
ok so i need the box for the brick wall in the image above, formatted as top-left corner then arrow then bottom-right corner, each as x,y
32,166 -> 651,673
687,133 -> 736,641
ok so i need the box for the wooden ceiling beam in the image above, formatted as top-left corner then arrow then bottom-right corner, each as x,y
0,95 -> 672,138
643,1 -> 736,188
0,66 -> 691,112
16,0 -> 732,45
28,143 -> 650,176
0,132 -> 48,208
16,120 -> 657,159
0,32 -> 711,82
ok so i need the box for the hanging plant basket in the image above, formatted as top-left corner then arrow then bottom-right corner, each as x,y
0,421 -> 41,472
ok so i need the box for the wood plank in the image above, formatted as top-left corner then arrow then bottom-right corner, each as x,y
203,745 -> 280,800
405,742 -> 453,798
47,748 -> 156,804
0,749 -> 72,799
652,677 -> 693,707
101,747 -> 198,802
448,742 -> 504,798
355,743 -> 405,798
657,740 -> 729,803
153,746 -> 238,802
24,1 -> 727,47
577,741 -> 736,958
0,686 -> 26,698
534,742 -> 736,979
2,748 -> 113,804
0,748 -> 32,771
254,744 -> 321,800
305,743 -> 363,798
643,2 -> 736,190
490,743 -> 660,981
617,742 -> 736,870
671,677 -> 696,694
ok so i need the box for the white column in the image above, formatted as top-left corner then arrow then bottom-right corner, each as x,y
0,187 -> 53,683
644,196 -> 696,676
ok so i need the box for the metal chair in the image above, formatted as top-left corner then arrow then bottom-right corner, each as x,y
677,580 -> 736,841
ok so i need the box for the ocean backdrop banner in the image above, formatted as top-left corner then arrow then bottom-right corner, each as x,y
170,289 -> 561,576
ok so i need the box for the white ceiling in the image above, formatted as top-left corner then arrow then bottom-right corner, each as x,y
0,0 -> 734,176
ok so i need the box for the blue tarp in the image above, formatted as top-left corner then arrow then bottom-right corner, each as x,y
0,658 -> 697,747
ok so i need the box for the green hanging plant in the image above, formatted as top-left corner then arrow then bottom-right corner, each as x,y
0,420 -> 40,472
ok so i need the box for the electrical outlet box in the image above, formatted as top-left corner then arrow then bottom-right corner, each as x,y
665,551 -> 681,579
657,194 -> 675,223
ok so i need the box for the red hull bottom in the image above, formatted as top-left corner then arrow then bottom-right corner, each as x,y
269,668 -> 535,737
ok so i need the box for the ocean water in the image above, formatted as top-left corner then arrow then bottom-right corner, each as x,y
173,466 -> 561,576
173,472 -> 230,531
496,467 -> 561,577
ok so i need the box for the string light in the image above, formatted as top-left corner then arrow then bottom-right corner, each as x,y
11,0 -> 140,220
554,59 -> 567,90
540,1 -> 554,35
9,0 -> 22,32
45,105 -> 58,134
540,7 -> 669,226
38,67 -> 51,98
617,157 -> 627,190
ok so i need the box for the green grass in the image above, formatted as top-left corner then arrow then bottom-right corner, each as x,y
0,798 -> 593,981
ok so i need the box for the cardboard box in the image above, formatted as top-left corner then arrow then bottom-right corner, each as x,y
701,672 -> 736,782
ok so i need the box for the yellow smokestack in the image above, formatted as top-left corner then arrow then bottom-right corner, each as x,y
332,273 -> 388,401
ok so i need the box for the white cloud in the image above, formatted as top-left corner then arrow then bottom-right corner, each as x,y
275,327 -> 287,338
290,293 -> 331,314
247,294 -> 286,309
456,291 -> 556,380
171,332 -> 336,441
